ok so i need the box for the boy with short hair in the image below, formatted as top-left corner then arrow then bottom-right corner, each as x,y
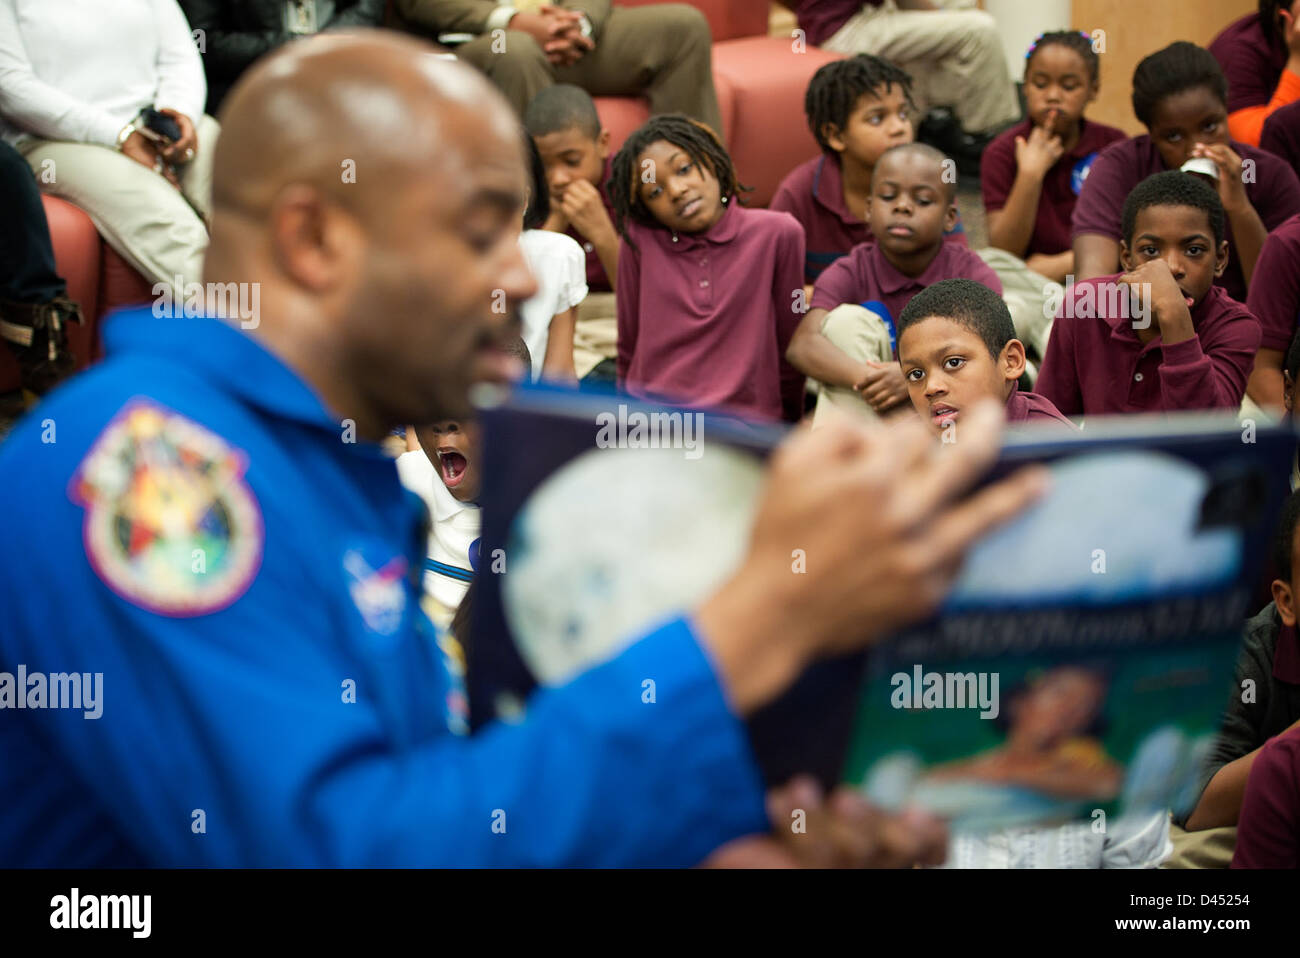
770,54 -> 967,288
897,279 -> 1074,435
1036,170 -> 1261,418
785,143 -> 1001,423
523,84 -> 619,379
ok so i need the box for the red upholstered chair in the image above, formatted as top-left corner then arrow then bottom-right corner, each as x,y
597,1 -> 842,207
0,196 -> 154,393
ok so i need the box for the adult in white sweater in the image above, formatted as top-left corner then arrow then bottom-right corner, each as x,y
0,0 -> 217,293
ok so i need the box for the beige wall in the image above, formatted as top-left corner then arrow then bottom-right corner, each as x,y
985,0 -> 1073,80
1072,0 -> 1258,134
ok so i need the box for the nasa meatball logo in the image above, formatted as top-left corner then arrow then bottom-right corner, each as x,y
71,401 -> 263,616
344,546 -> 408,636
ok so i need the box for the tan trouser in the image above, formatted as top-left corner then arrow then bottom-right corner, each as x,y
454,5 -> 722,136
573,291 -> 617,379
822,0 -> 1020,135
810,303 -> 895,426
975,247 -> 1060,363
20,115 -> 220,295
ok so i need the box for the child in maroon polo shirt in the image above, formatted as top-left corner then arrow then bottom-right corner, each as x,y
896,279 -> 1074,437
982,31 -> 1125,286
524,85 -> 621,381
1039,171 -> 1261,418
610,115 -> 804,423
1246,214 -> 1300,412
786,143 -> 1001,423
1177,490 -> 1300,854
1209,2 -> 1300,146
770,54 -> 967,288
1072,42 -> 1300,304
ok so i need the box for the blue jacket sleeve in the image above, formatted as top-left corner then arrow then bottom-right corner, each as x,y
10,563 -> 768,865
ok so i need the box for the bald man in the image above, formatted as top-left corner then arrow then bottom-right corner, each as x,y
0,31 -> 1041,867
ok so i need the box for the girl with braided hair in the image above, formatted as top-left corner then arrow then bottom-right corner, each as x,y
609,114 -> 805,423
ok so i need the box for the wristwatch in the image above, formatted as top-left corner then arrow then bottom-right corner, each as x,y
115,116 -> 141,150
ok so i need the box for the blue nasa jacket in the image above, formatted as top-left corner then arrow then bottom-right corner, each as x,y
0,308 -> 768,866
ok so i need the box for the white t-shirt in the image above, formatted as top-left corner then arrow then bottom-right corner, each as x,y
518,229 -> 587,380
395,449 -> 480,627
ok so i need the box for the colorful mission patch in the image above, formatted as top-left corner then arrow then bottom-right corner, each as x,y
70,400 -> 264,616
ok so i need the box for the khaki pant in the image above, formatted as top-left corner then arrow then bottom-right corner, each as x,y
810,303 -> 895,426
976,247 -> 1060,363
822,0 -> 1020,135
1162,823 -> 1235,869
455,5 -> 722,136
20,114 -> 219,295
573,291 -> 617,379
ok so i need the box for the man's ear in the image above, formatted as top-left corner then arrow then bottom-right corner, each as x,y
1118,239 -> 1135,272
1214,239 -> 1230,277
269,185 -> 361,294
597,127 -> 611,159
1001,339 -> 1027,382
1273,578 -> 1297,627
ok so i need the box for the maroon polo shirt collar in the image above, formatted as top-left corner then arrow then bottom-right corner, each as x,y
812,155 -> 860,229
668,198 -> 742,249
871,242 -> 953,295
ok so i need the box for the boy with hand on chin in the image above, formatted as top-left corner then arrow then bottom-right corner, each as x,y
897,279 -> 1074,437
786,143 -> 1001,424
1036,171 -> 1261,418
524,85 -> 621,379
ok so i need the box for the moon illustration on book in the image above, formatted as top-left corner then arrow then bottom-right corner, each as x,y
947,449 -> 1243,607
501,444 -> 764,686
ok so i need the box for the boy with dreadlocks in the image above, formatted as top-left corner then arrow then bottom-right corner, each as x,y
770,54 -> 968,289
610,114 -> 804,423
1073,42 -> 1300,304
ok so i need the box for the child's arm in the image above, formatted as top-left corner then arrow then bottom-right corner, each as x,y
1188,722 -> 1300,830
1185,635 -> 1290,830
1245,232 -> 1300,412
1122,261 -> 1260,409
1072,234 -> 1119,282
542,307 -> 578,382
559,179 -> 620,292
986,122 -> 1064,261
614,238 -> 639,386
1193,142 -> 1267,287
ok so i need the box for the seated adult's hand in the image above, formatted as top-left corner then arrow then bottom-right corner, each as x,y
157,109 -> 198,166
120,130 -> 179,188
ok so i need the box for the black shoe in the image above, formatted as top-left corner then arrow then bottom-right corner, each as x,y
0,294 -> 83,396
916,107 -> 999,180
